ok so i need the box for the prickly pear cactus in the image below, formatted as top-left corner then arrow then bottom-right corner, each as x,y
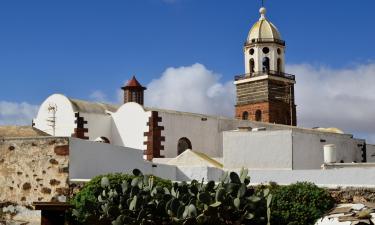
96,168 -> 271,225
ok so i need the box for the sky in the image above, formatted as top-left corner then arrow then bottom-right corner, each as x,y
0,0 -> 375,142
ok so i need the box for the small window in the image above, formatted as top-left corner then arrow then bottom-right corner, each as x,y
242,111 -> 249,120
178,137 -> 192,155
249,59 -> 255,73
249,48 -> 255,55
262,57 -> 270,72
277,58 -> 282,73
255,110 -> 262,122
277,48 -> 281,55
262,47 -> 270,54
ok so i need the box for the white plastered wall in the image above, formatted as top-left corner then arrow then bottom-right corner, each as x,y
223,130 -> 293,170
34,94 -> 76,136
160,112 -> 224,158
111,103 -> 150,150
292,130 -> 364,169
80,113 -> 112,141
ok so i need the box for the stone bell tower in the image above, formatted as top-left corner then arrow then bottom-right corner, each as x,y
234,7 -> 297,126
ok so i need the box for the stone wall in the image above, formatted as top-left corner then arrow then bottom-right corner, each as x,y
0,137 -> 70,206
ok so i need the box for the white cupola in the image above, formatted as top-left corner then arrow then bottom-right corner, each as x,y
244,7 -> 285,75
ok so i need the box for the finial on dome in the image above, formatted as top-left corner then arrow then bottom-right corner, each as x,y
259,7 -> 266,20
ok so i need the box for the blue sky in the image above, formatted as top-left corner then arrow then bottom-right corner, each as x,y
0,0 -> 375,141
0,0 -> 374,103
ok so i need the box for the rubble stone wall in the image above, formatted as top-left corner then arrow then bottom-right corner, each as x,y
0,137 -> 70,206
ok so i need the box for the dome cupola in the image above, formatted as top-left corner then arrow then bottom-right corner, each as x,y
247,7 -> 283,45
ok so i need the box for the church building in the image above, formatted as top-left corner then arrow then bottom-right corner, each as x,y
32,6 -> 366,169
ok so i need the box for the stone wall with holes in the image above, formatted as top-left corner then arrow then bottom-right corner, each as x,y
0,137 -> 70,206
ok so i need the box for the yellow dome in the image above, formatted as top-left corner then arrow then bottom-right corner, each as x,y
247,7 -> 282,43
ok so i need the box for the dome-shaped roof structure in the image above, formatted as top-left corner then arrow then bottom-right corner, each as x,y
247,7 -> 284,45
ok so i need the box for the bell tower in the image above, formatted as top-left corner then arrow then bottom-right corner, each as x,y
234,7 -> 297,126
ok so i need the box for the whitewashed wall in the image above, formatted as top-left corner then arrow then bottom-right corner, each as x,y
223,130 -> 293,170
69,138 -> 176,180
34,94 -> 76,136
366,144 -> 375,162
111,103 -> 150,150
292,130 -> 364,169
244,168 -> 375,187
160,112 -> 222,158
81,113 -> 112,141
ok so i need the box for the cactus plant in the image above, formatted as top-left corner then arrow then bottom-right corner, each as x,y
94,168 -> 271,225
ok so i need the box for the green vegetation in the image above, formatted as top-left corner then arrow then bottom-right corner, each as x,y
270,182 -> 335,225
70,172 -> 171,224
70,171 -> 334,225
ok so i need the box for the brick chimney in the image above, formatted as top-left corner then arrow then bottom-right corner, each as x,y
121,76 -> 147,105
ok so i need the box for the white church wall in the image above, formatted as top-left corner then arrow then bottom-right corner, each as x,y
34,94 -> 76,136
111,103 -> 150,150
366,144 -> 375,162
69,138 -> 176,180
159,112 -> 222,158
80,112 -> 112,141
223,130 -> 293,170
292,130 -> 364,170
242,168 -> 375,188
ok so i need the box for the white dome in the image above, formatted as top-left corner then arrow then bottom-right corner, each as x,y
247,7 -> 282,43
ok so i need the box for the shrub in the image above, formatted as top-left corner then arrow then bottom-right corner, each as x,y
96,168 -> 271,225
270,182 -> 335,225
70,172 -> 172,224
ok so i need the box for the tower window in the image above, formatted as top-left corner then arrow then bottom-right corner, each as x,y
249,59 -> 255,73
249,48 -> 255,55
255,110 -> 262,122
242,111 -> 249,120
262,47 -> 270,54
277,58 -> 282,73
177,137 -> 192,155
262,57 -> 270,72
277,48 -> 282,55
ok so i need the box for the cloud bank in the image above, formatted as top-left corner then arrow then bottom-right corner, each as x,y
0,101 -> 39,126
145,63 -> 235,117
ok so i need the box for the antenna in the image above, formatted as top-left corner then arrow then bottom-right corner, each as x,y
261,0 -> 265,7
47,104 -> 58,136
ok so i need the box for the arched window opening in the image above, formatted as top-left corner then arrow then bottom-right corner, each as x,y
177,137 -> 192,155
255,110 -> 262,122
249,59 -> 255,73
277,58 -> 282,74
242,111 -> 249,120
95,136 -> 111,144
262,57 -> 270,73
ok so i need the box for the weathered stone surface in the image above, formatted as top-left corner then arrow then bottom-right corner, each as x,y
41,187 -> 52,194
0,137 -> 69,206
49,179 -> 61,186
54,145 -> 69,156
49,158 -> 58,165
22,183 -> 31,191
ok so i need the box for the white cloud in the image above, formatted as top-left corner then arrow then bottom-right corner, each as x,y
0,101 -> 39,126
145,63 -> 235,117
90,90 -> 107,102
288,63 -> 375,139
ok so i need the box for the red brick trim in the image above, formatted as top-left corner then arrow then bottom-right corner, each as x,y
71,113 -> 89,140
144,111 -> 165,161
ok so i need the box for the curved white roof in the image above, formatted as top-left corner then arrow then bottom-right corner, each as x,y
247,7 -> 282,42
68,97 -> 119,114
